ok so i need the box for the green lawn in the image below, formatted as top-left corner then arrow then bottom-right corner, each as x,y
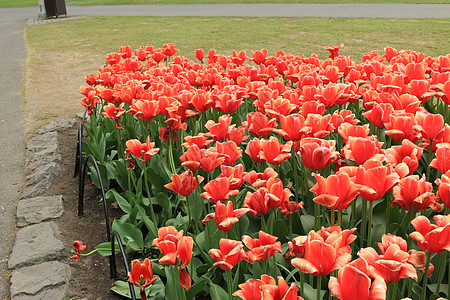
26,16 -> 449,60
1,0 -> 449,8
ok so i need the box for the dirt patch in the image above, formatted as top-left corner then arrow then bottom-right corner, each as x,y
22,49 -> 102,137
45,127 -> 125,299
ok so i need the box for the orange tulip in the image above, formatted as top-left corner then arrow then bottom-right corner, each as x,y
304,113 -> 334,139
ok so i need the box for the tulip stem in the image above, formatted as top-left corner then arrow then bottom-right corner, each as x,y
140,289 -> 147,300
292,150 -> 299,204
361,198 -> 367,248
338,209 -> 342,228
422,252 -> 432,300
385,194 -> 391,234
436,251 -> 447,298
143,160 -> 157,224
168,133 -> 177,175
316,275 -> 322,300
367,201 -> 373,247
426,141 -> 433,180
300,272 -> 304,296
331,209 -> 335,226
226,269 -> 233,300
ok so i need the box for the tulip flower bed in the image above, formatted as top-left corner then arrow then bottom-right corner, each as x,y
76,43 -> 450,300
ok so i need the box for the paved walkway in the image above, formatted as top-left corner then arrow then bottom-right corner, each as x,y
0,3 -> 449,299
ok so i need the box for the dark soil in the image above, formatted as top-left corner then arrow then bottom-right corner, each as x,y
46,125 -> 125,300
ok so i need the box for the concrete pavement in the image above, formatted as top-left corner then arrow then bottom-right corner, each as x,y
66,3 -> 450,18
0,2 -> 448,299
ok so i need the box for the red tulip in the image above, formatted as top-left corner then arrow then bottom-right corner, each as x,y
362,102 -> 393,128
384,112 -> 418,142
258,137 -> 292,165
298,138 -> 338,171
328,258 -> 387,300
260,276 -> 304,300
358,244 -> 418,284
338,123 -> 370,144
69,240 -> 86,259
304,113 -> 334,139
209,239 -> 248,270
152,227 -> 192,290
164,170 -> 204,197
385,139 -> 423,175
242,231 -> 282,263
245,112 -> 277,137
376,234 -> 427,269
355,162 -> 399,201
200,177 -> 239,204
233,275 -> 274,300
202,201 -> 249,232
205,114 -> 234,142
125,136 -> 159,161
429,143 -> 450,174
194,48 -> 204,62
341,136 -> 384,166
391,175 -> 442,212
409,214 -> 450,253
215,141 -> 242,166
310,172 -> 368,210
182,133 -> 213,149
273,113 -> 310,142
128,99 -> 160,121
324,43 -> 344,59
409,79 -> 435,103
128,258 -> 157,294
421,113 -> 445,142
435,170 -> 450,208
291,229 -> 353,276
331,110 -> 359,133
